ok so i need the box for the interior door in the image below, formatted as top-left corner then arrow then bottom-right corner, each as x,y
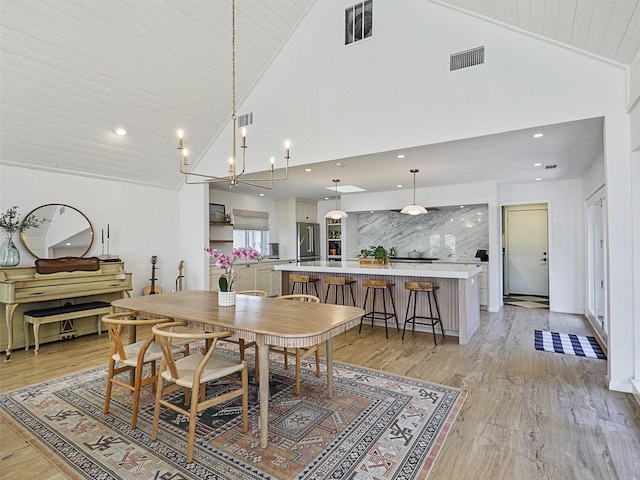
586,189 -> 607,341
506,207 -> 549,296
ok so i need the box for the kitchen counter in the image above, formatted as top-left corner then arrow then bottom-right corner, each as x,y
274,260 -> 482,279
274,261 -> 481,344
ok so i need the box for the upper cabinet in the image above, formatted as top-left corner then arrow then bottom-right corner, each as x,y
295,200 -> 317,222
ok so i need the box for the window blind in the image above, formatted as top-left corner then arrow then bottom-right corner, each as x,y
232,209 -> 269,231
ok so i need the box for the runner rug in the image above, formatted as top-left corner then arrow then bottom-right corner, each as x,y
0,343 -> 466,480
534,330 -> 606,359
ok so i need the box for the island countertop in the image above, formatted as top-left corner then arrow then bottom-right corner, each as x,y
274,261 -> 482,279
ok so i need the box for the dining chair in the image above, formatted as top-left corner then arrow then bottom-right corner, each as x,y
272,294 -> 322,395
102,311 -> 189,430
151,322 -> 248,463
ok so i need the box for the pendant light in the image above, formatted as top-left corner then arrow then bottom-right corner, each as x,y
400,169 -> 428,215
325,179 -> 348,220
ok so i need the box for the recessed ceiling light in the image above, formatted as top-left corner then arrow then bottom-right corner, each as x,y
476,212 -> 482,215
534,162 -> 542,167
112,126 -> 128,136
397,184 -> 403,188
460,205 -> 465,208
324,197 -> 330,200
535,177 -> 542,181
259,193 -> 265,196
397,154 -> 405,159
305,168 -> 312,172
532,133 -> 544,138
335,162 -> 344,167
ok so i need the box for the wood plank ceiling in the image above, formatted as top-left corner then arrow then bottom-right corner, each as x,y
1,0 -> 638,191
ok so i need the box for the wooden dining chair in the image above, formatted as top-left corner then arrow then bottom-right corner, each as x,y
272,294 -> 322,395
102,311 -> 189,429
151,322 -> 248,463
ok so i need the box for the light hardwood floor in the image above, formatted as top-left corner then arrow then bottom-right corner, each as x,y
1,306 -> 639,479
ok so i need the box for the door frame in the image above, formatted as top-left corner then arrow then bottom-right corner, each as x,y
501,202 -> 551,305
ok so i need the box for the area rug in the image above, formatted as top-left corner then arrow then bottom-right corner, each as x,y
534,330 -> 606,359
504,295 -> 549,309
0,343 -> 466,479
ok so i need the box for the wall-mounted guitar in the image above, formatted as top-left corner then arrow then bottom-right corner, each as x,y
143,256 -> 163,295
175,260 -> 184,291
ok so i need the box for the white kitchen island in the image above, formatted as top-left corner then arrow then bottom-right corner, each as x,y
274,261 -> 482,345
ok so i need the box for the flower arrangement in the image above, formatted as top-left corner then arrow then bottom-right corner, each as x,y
0,206 -> 45,238
205,247 -> 261,292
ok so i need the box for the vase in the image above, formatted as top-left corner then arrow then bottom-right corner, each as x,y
0,236 -> 20,267
218,290 -> 236,307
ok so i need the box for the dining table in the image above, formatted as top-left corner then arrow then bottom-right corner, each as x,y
112,290 -> 364,448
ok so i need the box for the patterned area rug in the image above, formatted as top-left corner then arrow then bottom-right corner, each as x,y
535,330 -> 606,359
0,343 -> 466,479
504,295 -> 549,309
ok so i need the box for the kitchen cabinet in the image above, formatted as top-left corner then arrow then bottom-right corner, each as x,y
326,218 -> 342,261
296,200 -> 317,222
211,261 -> 292,295
209,221 -> 233,250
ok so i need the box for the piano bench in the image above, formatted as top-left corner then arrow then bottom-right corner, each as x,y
23,301 -> 113,355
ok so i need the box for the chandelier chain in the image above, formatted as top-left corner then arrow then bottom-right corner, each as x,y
232,0 -> 236,121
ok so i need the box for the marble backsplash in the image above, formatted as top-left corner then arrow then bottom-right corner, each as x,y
357,205 -> 489,261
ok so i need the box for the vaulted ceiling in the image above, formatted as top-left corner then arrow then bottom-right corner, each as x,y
1,0 -> 638,196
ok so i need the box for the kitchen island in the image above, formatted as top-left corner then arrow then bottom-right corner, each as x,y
274,261 -> 482,344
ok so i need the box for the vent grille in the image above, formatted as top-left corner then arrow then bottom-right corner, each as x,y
545,164 -> 558,169
345,0 -> 373,45
450,46 -> 485,71
237,112 -> 253,128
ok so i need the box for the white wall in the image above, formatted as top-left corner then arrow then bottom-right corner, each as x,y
1,165 -> 180,296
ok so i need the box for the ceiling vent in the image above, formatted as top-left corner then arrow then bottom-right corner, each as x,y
237,112 -> 253,128
545,164 -> 558,169
450,46 -> 485,71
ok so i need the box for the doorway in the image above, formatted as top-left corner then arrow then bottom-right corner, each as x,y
503,204 -> 549,307
586,188 -> 607,343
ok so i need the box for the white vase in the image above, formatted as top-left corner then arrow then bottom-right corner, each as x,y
218,290 -> 236,307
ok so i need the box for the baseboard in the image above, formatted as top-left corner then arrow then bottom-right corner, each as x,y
631,378 -> 640,406
607,377 -> 634,394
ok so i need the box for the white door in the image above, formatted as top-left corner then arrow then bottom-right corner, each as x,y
506,207 -> 549,296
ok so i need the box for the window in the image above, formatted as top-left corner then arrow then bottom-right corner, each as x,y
232,209 -> 269,255
233,230 -> 269,255
345,0 -> 373,46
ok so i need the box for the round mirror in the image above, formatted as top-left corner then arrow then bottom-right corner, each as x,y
19,204 -> 94,259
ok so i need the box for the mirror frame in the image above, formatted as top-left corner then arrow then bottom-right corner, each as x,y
19,203 -> 94,259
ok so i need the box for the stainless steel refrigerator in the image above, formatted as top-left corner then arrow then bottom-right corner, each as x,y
296,222 -> 320,262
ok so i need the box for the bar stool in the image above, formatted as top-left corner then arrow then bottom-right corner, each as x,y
359,279 -> 398,338
290,274 -> 320,297
324,276 -> 357,305
403,281 -> 444,344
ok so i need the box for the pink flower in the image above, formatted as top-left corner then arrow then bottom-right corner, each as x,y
204,247 -> 262,291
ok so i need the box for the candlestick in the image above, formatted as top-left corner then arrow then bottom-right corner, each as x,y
107,224 -> 110,239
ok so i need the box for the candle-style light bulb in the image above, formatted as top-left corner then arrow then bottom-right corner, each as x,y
183,149 -> 189,165
177,129 -> 184,149
284,140 -> 290,158
270,156 -> 275,172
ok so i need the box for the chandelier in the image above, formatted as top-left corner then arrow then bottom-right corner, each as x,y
400,169 -> 428,215
176,0 -> 290,189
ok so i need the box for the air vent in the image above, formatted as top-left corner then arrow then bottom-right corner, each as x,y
450,46 -> 485,71
237,112 -> 253,128
545,164 -> 557,169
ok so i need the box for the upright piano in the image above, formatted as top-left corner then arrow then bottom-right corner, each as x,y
0,261 -> 132,361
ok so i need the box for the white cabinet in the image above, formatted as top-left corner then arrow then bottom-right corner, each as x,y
476,264 -> 488,309
296,200 -> 317,222
256,265 -> 272,295
210,264 -> 255,292
211,261 -> 292,295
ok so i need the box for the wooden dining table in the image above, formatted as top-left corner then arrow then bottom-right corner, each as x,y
112,290 -> 364,448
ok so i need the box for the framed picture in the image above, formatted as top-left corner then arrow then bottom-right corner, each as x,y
209,203 -> 226,222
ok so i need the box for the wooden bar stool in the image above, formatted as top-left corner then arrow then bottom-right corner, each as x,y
403,281 -> 444,344
359,279 -> 398,338
290,274 -> 320,297
324,276 -> 356,305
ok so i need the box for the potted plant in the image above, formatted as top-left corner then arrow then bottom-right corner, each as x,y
205,247 -> 261,306
359,245 -> 389,267
0,206 -> 45,267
